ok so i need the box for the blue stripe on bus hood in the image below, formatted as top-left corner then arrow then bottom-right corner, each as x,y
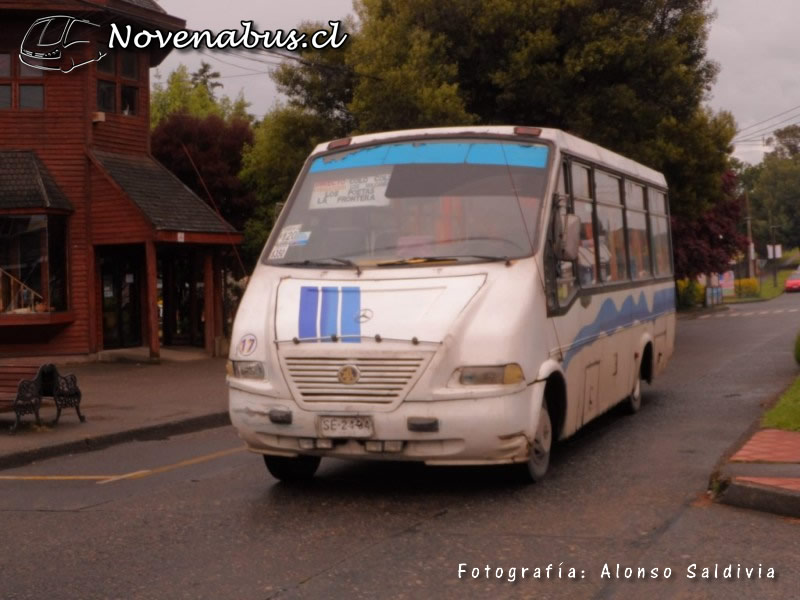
298,286 -> 362,342
310,142 -> 549,173
562,288 -> 675,368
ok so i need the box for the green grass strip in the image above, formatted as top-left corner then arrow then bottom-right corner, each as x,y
763,375 -> 800,432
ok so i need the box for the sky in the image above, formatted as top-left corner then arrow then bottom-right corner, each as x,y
154,0 -> 798,166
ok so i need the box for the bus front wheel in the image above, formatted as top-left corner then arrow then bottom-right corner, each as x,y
264,454 -> 321,482
624,373 -> 643,414
521,400 -> 552,483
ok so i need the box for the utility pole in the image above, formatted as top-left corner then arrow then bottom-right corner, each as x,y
768,208 -> 778,288
745,192 -> 754,278
771,226 -> 779,287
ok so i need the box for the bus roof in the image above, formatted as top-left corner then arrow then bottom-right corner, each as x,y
311,126 -> 667,188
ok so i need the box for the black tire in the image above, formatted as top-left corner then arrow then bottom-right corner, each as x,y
517,400 -> 553,483
264,454 -> 321,482
624,371 -> 643,414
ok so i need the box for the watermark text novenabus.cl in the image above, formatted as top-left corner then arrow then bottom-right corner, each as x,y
108,20 -> 347,52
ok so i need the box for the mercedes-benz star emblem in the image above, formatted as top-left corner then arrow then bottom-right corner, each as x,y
356,308 -> 374,323
337,365 -> 361,385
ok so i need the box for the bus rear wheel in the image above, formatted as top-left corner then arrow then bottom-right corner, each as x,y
264,454 -> 321,482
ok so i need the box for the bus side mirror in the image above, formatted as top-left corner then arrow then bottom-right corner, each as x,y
558,214 -> 580,262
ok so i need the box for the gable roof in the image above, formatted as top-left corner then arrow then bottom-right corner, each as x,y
119,0 -> 165,13
92,150 -> 236,234
0,151 -> 72,211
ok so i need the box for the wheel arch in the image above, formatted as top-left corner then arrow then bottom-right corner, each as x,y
536,360 -> 567,441
639,337 -> 654,384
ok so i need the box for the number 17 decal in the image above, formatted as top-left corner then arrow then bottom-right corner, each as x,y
238,334 -> 257,356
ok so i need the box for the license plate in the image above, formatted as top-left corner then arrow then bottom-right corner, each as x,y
318,416 -> 374,438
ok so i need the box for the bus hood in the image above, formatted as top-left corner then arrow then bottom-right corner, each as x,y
274,274 -> 487,344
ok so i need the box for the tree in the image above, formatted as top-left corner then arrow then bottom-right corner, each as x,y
151,113 -> 257,235
191,61 -> 223,98
239,106 -> 340,261
671,169 -> 747,279
242,0 -> 741,275
765,124 -> 800,159
733,125 -> 800,255
749,152 -> 800,252
150,64 -> 253,128
271,19 -> 359,135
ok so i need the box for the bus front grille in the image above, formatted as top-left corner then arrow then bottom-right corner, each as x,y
282,356 -> 426,403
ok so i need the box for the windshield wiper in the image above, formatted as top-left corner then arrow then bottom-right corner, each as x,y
282,258 -> 361,275
377,255 -> 511,267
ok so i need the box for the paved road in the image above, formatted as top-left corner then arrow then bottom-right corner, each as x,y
2,295 -> 800,599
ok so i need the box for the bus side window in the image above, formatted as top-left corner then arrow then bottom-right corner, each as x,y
546,166 -> 573,310
554,196 -> 578,307
571,163 -> 597,285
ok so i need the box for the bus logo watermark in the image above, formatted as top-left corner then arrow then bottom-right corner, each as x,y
20,16 -> 348,74
20,15 -> 106,73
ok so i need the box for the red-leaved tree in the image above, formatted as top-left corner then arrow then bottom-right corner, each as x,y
151,112 -> 256,233
671,170 -> 748,279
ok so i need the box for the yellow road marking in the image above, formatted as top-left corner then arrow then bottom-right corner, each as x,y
0,475 -> 112,481
96,470 -> 151,485
0,446 -> 246,484
96,446 -> 246,484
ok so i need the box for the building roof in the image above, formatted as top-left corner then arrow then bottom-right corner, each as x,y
92,150 -> 236,234
119,0 -> 165,13
0,151 -> 72,211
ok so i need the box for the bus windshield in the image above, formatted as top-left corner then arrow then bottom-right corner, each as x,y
263,139 -> 550,267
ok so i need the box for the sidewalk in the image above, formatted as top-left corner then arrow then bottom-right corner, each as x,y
0,355 -> 231,471
715,428 -> 800,518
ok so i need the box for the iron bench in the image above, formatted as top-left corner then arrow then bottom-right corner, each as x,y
0,364 -> 85,433
0,364 -> 42,433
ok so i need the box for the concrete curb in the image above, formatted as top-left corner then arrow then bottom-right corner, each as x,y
718,478 -> 800,518
677,306 -> 730,320
0,412 -> 231,472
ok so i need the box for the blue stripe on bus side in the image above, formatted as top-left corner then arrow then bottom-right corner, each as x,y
319,287 -> 339,341
561,288 -> 676,368
298,287 -> 319,339
340,287 -> 361,343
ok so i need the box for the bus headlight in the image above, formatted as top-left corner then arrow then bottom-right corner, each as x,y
227,361 -> 266,379
458,364 -> 525,385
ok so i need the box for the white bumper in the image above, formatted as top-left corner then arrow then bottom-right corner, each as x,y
228,383 -> 545,466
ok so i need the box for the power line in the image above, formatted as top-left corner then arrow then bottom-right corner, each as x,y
735,101 -> 800,136
732,112 -> 800,143
735,118 -> 800,143
217,71 -> 272,79
197,49 -> 271,74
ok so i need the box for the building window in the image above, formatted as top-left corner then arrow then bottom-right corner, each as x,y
19,61 -> 44,78
0,51 -> 45,109
19,85 -> 44,109
0,84 -> 10,109
0,53 -> 10,110
121,85 -> 137,115
0,215 -> 68,314
98,79 -> 115,112
121,50 -> 138,79
96,48 -> 141,115
98,45 -> 116,75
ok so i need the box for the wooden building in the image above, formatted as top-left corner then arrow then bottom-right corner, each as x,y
0,0 -> 242,359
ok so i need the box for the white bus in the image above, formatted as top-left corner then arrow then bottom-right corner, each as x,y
227,126 -> 675,482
